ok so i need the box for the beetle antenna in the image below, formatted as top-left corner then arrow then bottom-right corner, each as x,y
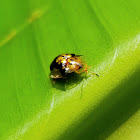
91,73 -> 99,77
75,55 -> 83,57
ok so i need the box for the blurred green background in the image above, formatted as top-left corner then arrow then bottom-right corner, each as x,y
0,0 -> 140,140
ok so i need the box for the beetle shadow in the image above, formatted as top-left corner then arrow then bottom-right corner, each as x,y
50,73 -> 87,91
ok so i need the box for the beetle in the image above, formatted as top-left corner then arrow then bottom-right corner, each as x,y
50,54 -> 99,79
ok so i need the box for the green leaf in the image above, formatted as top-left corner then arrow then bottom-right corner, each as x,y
0,0 -> 140,140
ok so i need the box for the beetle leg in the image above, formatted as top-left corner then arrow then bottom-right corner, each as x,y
74,70 -> 83,74
74,63 -> 90,74
84,64 -> 99,77
83,63 -> 91,73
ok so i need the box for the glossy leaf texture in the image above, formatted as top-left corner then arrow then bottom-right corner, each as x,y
0,0 -> 140,140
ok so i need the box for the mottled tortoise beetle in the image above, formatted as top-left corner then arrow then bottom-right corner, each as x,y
50,54 -> 99,79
